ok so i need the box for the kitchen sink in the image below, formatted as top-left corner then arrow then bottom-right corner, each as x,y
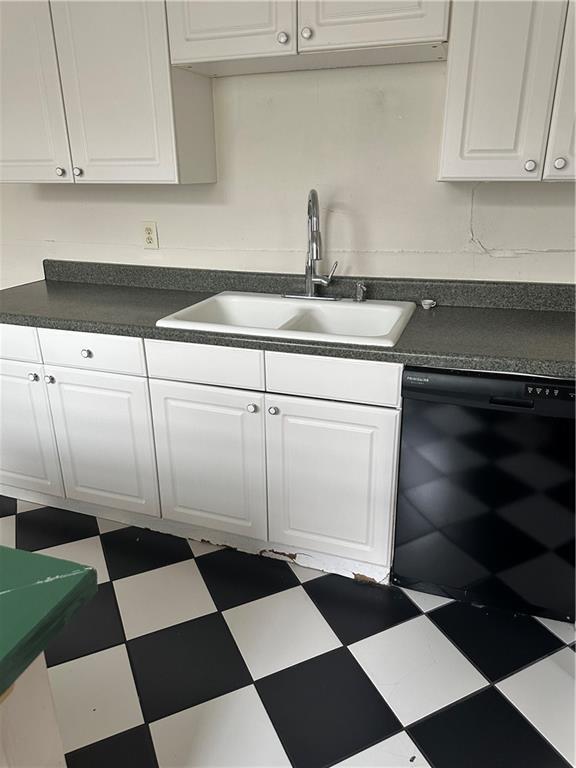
156,292 -> 416,347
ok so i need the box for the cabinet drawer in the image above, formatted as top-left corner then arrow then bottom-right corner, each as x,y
0,324 -> 41,363
265,352 -> 402,407
145,340 -> 264,390
38,328 -> 145,375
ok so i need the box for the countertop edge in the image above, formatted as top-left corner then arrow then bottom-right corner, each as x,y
1,310 -> 573,379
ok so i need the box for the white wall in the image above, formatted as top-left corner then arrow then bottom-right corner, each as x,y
1,62 -> 574,289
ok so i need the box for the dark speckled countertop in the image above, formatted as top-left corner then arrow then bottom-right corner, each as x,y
0,261 -> 574,379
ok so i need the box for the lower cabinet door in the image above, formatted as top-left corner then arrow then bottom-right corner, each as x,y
149,380 -> 267,538
0,360 -> 64,496
45,366 -> 160,516
266,394 -> 400,565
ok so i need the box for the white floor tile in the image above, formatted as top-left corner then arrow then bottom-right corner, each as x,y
187,538 -> 222,558
16,500 -> 41,513
39,536 -> 109,584
0,515 -> 15,548
334,731 -> 430,767
536,616 -> 576,646
401,587 -> 453,613
48,645 -> 143,753
97,517 -> 128,535
497,647 -> 575,765
224,586 -> 341,679
350,615 -> 487,726
151,686 -> 290,767
289,562 -> 324,583
113,559 -> 216,640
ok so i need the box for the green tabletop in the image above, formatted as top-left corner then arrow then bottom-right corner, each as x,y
0,545 -> 97,694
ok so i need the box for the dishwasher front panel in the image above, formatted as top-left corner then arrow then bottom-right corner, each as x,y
391,369 -> 575,623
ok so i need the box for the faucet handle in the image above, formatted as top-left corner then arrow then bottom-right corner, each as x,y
326,261 -> 338,283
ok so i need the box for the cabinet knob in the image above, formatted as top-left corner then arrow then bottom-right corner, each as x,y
524,159 -> 537,172
44,375 -> 55,384
277,31 -> 289,44
55,167 -> 66,177
300,26 -> 313,40
28,373 -> 39,382
247,403 -> 258,413
73,167 -> 83,177
554,157 -> 567,170
80,348 -> 93,359
268,406 -> 279,415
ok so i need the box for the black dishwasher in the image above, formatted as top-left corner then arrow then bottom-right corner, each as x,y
391,367 -> 575,622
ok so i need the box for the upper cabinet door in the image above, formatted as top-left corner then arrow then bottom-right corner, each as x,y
544,1 -> 575,180
166,1 -> 297,63
439,1 -> 568,181
50,1 -> 179,183
0,1 -> 72,183
297,0 -> 449,52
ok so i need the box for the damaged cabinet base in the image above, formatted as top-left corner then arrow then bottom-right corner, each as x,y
1,485 -> 392,584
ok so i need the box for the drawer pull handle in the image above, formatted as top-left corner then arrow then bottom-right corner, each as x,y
268,406 -> 279,415
44,375 -> 55,384
81,349 -> 93,358
247,404 -> 258,413
28,373 -> 39,382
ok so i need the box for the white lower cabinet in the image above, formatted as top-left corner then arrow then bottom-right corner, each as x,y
265,394 -> 399,564
44,366 -> 160,516
149,380 -> 268,538
0,360 -> 64,497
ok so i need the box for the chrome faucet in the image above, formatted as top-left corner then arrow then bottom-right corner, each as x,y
285,189 -> 338,300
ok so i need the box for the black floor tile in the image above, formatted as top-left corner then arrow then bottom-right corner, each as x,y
304,576 -> 420,645
195,548 -> 299,611
100,526 -> 194,580
15,506 -> 99,551
409,687 -> 571,768
442,514 -> 546,573
256,647 -> 401,768
45,582 -> 125,667
128,613 -> 252,722
0,495 -> 16,518
65,725 -> 158,768
428,601 -> 563,682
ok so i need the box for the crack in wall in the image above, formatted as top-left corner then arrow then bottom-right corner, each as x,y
468,182 -> 491,255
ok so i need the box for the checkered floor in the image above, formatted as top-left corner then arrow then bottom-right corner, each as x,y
1,495 -> 574,768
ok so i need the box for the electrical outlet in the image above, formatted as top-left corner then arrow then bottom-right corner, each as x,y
143,221 -> 159,249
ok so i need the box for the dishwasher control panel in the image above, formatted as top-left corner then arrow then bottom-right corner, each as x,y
525,383 -> 575,400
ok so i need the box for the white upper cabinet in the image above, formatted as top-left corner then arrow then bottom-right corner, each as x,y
0,1 -> 72,183
0,0 -> 215,184
50,0 -> 214,183
167,0 -> 447,73
297,0 -> 449,52
439,0 -> 568,181
544,1 -> 575,180
167,0 -> 297,62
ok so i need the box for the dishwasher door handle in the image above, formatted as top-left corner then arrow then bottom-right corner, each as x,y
489,396 -> 534,409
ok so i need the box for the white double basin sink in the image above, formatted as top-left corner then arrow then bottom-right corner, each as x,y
156,291 -> 416,348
